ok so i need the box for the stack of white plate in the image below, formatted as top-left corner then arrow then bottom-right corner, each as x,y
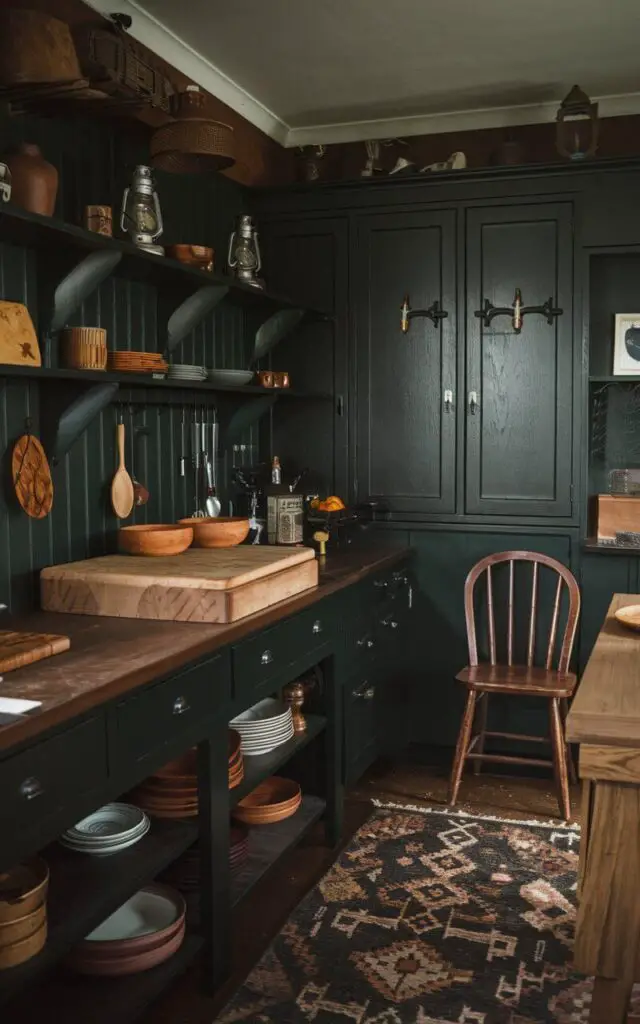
230,698 -> 294,756
167,363 -> 207,382
60,803 -> 150,856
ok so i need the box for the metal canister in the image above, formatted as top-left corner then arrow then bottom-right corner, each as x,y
267,493 -> 304,545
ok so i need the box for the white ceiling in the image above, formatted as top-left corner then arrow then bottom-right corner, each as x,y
86,0 -> 640,146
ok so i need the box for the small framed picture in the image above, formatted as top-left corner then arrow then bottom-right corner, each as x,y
613,314 -> 640,375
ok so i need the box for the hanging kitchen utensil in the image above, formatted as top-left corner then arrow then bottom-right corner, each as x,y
130,411 -> 149,507
12,433 -> 53,519
110,420 -> 134,519
179,408 -> 186,478
190,411 -> 204,517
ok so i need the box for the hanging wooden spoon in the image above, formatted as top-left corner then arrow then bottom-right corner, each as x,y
111,422 -> 134,519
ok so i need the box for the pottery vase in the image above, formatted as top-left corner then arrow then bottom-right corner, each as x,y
2,144 -> 58,216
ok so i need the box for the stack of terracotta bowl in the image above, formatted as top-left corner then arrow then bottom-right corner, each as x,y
66,884 -> 185,976
233,777 -> 301,826
129,732 -> 244,818
161,825 -> 249,893
107,350 -> 169,376
0,856 -> 49,970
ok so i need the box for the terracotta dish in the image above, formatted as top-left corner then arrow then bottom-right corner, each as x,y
0,857 -> 49,923
233,777 -> 302,825
68,922 -> 185,976
614,605 -> 640,631
80,884 -> 185,956
166,244 -> 214,271
177,516 -> 250,549
118,524 -> 193,556
0,919 -> 47,970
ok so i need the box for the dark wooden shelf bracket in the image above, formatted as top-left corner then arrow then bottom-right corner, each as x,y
165,284 -> 229,353
42,380 -> 119,464
46,250 -> 123,336
251,308 -> 306,365
220,392 -> 277,449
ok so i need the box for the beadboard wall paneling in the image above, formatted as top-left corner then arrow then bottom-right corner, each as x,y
0,114 -> 259,614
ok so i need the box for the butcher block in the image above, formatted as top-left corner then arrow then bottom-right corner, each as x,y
40,546 -> 319,623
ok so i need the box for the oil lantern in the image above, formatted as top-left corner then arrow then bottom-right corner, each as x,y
228,214 -> 263,289
556,85 -> 599,161
120,165 -> 164,256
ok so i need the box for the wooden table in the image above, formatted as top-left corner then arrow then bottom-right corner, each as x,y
567,593 -> 640,1023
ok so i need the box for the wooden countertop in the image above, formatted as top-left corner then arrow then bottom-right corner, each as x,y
0,545 -> 409,753
567,593 -> 640,747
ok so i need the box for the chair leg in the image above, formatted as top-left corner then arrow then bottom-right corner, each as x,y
473,692 -> 488,775
549,697 -> 571,821
560,697 -> 577,785
449,690 -> 477,806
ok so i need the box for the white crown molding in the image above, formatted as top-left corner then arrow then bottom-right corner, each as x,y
284,92 -> 640,147
82,2 -> 640,150
83,0 -> 290,144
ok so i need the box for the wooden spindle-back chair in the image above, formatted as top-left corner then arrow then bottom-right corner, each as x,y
449,551 -> 581,819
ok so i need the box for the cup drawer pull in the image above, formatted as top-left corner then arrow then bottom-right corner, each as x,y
353,683 -> 376,700
19,776 -> 44,801
261,649 -> 274,666
172,696 -> 190,715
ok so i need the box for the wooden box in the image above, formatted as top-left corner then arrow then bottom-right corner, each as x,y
593,494 -> 640,541
41,547 -> 318,624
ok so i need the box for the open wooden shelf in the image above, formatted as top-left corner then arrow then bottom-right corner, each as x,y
5,933 -> 203,1024
231,795 -> 326,906
0,819 -> 198,1004
231,716 -> 326,808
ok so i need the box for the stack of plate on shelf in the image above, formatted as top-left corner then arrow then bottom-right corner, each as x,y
128,731 -> 244,818
107,350 -> 169,375
230,698 -> 294,756
59,804 -> 150,855
233,776 -> 301,826
160,825 -> 249,894
66,884 -> 185,977
167,363 -> 207,382
207,369 -> 254,386
0,856 -> 49,970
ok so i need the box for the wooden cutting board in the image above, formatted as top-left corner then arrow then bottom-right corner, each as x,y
0,301 -> 41,366
0,630 -> 70,673
40,546 -> 319,623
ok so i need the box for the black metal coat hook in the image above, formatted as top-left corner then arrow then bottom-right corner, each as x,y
401,294 -> 448,333
474,288 -> 563,333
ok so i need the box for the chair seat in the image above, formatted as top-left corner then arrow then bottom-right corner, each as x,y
456,663 -> 577,697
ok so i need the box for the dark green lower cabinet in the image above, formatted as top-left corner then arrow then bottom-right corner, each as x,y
344,670 -> 381,785
579,552 -> 640,670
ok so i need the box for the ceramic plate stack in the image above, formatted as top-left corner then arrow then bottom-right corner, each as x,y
228,729 -> 244,789
230,698 -> 294,756
233,776 -> 301,826
161,826 -> 249,893
128,751 -> 198,819
167,363 -> 207,382
66,884 -> 185,976
60,804 -> 150,855
0,857 -> 49,971
107,351 -> 169,376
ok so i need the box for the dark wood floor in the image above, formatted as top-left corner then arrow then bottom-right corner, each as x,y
146,751 -> 581,1024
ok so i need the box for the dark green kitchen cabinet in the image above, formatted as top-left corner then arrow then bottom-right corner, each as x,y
464,202 -> 575,517
579,551 -> 640,670
353,209 -> 457,514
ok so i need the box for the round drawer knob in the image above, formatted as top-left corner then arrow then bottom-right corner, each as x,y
172,695 -> 190,715
261,650 -> 274,666
366,639 -> 375,649
312,620 -> 322,634
19,776 -> 43,801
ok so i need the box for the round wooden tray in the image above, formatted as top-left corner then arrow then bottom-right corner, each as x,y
12,434 -> 53,519
614,605 -> 640,631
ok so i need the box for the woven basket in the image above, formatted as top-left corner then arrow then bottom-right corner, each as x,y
61,327 -> 107,371
0,11 -> 81,86
150,119 -> 235,174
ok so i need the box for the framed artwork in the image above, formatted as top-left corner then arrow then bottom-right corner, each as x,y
613,314 -> 640,375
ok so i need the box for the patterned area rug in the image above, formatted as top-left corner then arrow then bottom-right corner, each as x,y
217,806 -> 608,1023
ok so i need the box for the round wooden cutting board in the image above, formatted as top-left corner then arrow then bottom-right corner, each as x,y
12,433 -> 53,519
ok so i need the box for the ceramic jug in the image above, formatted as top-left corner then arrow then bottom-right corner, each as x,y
2,144 -> 58,216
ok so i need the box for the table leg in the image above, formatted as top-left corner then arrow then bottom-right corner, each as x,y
590,976 -> 633,1023
197,727 -> 231,993
323,654 -> 343,847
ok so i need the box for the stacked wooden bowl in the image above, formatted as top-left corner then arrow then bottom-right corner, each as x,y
66,884 -> 185,976
0,857 -> 49,970
129,732 -> 244,818
233,777 -> 301,826
107,351 -> 169,376
60,326 -> 107,370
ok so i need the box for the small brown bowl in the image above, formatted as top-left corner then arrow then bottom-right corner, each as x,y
177,516 -> 250,548
166,244 -> 214,271
67,921 -> 185,976
0,900 -> 46,948
0,857 -> 49,924
118,524 -> 193,556
0,919 -> 47,970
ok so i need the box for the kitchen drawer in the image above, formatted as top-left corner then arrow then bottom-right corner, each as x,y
0,715 -> 108,836
344,672 -> 380,784
114,653 -> 228,763
232,606 -> 330,701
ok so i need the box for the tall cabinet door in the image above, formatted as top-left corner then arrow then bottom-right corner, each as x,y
465,202 -> 574,517
354,210 -> 457,514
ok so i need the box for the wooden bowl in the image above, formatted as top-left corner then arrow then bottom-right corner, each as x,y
614,605 -> 640,631
118,524 -> 193,556
0,919 -> 47,970
0,900 -> 46,948
0,857 -> 49,924
77,885 -> 185,958
233,777 -> 301,825
177,516 -> 250,548
166,245 -> 214,271
67,922 -> 185,976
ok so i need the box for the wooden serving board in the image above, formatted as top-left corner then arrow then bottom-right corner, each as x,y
40,546 -> 319,623
0,630 -> 70,673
